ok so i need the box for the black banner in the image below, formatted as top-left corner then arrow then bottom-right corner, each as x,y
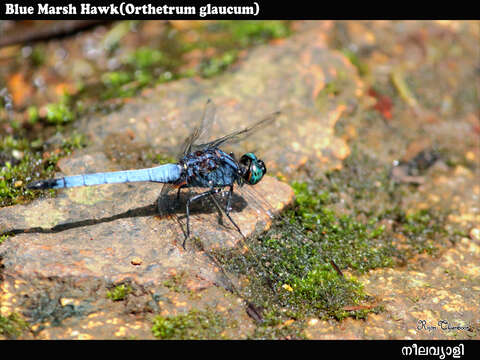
0,339 -> 478,358
0,0 -> 476,20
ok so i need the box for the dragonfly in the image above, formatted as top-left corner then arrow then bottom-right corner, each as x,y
26,100 -> 343,321
27,99 -> 280,248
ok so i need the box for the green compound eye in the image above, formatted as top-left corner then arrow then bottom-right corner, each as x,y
240,153 -> 266,185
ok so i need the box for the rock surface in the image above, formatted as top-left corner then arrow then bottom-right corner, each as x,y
1,22 -> 353,339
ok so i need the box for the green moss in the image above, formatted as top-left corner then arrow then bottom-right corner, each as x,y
397,208 -> 448,255
342,49 -> 369,77
27,106 -> 39,124
0,233 -> 8,244
161,271 -> 202,300
0,139 -> 42,206
287,181 -> 395,273
101,71 -> 132,88
99,45 -> 181,100
106,284 -> 132,301
218,20 -> 292,46
216,178 -> 394,338
151,309 -> 228,340
315,70 -> 352,111
1,21 -> 295,205
0,133 -> 87,207
30,46 -> 46,67
127,47 -> 166,69
281,263 -> 368,319
0,313 -> 29,339
199,50 -> 238,78
100,71 -> 136,99
217,145 -> 454,338
61,132 -> 88,154
402,209 -> 435,234
323,82 -> 342,96
45,102 -> 75,125
162,271 -> 188,293
93,21 -> 293,101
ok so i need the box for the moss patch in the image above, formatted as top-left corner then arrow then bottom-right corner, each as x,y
93,21 -> 292,101
107,284 -> 132,301
0,132 -> 87,207
0,313 -> 29,339
151,308 -> 230,340
213,144 -> 460,338
212,178 -> 394,338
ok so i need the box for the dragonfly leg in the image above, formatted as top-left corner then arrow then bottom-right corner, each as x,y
210,185 -> 244,238
224,211 -> 243,237
211,186 -> 233,222
225,185 -> 234,213
184,187 -> 223,247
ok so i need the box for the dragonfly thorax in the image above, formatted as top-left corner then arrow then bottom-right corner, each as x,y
239,153 -> 267,186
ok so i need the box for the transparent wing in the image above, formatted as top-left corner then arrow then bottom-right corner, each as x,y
156,99 -> 217,233
154,100 -> 285,313
180,99 -> 280,155
196,111 -> 281,150
157,183 -> 181,216
180,98 -> 217,156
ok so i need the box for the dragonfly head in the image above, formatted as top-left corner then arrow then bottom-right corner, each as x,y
239,153 -> 266,185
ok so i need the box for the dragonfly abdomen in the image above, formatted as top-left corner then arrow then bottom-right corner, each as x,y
27,164 -> 182,190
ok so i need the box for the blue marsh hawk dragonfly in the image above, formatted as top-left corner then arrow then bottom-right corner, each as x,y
27,99 -> 281,248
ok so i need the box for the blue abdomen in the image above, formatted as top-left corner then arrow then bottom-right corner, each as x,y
27,163 -> 182,190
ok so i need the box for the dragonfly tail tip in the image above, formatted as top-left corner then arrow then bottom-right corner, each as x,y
26,179 -> 59,190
